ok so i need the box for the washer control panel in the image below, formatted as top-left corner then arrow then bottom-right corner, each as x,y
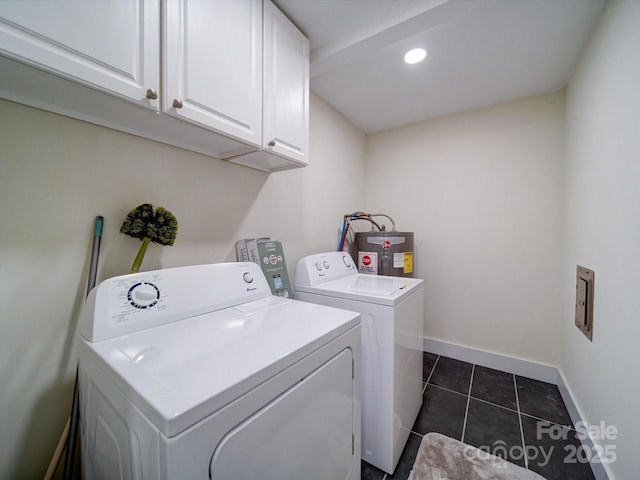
295,252 -> 357,287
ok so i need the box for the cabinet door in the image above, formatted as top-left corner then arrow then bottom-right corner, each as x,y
0,0 -> 160,110
263,0 -> 309,166
163,0 -> 262,147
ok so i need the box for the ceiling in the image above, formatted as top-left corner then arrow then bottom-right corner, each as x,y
275,0 -> 607,133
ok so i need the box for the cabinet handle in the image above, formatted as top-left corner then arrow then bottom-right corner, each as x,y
268,140 -> 276,147
172,98 -> 184,109
145,88 -> 158,100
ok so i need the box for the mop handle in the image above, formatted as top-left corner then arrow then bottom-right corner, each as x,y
86,216 -> 104,296
62,216 -> 104,480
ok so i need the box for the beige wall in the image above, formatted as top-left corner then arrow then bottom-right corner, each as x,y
0,92 -> 366,478
365,92 -> 566,366
562,1 -> 640,478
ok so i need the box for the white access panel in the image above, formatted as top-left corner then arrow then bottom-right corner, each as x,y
210,349 -> 354,479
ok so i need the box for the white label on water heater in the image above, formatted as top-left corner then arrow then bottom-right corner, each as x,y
358,251 -> 378,275
393,253 -> 405,268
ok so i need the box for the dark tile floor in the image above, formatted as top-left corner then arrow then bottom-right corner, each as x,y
361,352 -> 597,480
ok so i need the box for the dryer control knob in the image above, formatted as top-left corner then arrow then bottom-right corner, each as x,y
323,261 -> 330,269
314,262 -> 322,271
243,272 -> 254,283
342,255 -> 352,268
128,282 -> 160,309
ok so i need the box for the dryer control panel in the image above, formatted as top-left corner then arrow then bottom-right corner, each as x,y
80,262 -> 272,342
295,252 -> 357,287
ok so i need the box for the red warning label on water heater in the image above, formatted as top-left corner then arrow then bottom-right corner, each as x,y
358,251 -> 378,275
382,240 -> 392,249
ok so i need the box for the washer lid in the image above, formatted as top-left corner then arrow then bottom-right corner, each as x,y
79,296 -> 359,438
295,274 -> 423,306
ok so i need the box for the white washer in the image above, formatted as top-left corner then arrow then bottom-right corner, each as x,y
295,252 -> 424,474
77,262 -> 361,480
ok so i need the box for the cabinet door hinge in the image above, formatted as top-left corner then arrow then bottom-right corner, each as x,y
352,358 -> 354,379
352,434 -> 355,455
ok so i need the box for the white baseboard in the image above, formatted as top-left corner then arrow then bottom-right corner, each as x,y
556,371 -> 613,480
422,336 -> 610,480
422,337 -> 557,383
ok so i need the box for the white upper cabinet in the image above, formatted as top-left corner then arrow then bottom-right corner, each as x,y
163,0 -> 262,146
0,0 -> 309,172
263,0 -> 309,165
231,0 -> 309,171
0,0 -> 160,110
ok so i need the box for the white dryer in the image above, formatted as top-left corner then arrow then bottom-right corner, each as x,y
77,262 -> 361,480
295,252 -> 423,474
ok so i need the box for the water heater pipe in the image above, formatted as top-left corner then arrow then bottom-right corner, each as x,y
339,211 -> 399,251
368,213 -> 396,231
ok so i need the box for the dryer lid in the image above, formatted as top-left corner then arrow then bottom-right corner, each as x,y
79,296 -> 360,437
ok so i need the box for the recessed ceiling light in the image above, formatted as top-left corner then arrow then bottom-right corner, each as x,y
404,48 -> 427,64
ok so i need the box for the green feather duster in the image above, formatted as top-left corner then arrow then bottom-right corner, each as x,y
120,203 -> 178,273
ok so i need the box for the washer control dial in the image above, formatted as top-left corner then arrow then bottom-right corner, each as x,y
342,255 -> 352,268
243,272 -> 254,283
127,282 -> 160,309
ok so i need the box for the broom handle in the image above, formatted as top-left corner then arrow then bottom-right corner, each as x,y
130,237 -> 151,273
45,216 -> 103,480
43,418 -> 69,480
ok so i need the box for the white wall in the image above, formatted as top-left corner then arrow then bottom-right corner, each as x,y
365,92 -> 566,366
0,92 -> 366,478
562,1 -> 640,478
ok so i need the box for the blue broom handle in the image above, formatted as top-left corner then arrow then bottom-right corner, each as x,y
86,216 -> 104,296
